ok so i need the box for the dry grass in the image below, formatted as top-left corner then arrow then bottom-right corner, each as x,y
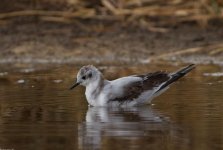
0,0 -> 222,27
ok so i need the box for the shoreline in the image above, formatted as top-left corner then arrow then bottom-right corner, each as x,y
0,18 -> 223,69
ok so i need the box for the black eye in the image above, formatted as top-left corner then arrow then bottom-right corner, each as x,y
82,76 -> 86,80
88,73 -> 92,78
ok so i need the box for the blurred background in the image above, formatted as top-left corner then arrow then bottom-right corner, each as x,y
0,0 -> 223,68
0,1 -> 223,150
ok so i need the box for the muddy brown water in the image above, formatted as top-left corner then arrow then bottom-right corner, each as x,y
0,64 -> 223,150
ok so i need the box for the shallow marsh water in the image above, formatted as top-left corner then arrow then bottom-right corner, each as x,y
0,64 -> 223,150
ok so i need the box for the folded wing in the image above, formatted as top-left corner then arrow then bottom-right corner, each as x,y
109,71 -> 170,103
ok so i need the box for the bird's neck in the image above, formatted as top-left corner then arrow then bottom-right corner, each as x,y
86,76 -> 105,99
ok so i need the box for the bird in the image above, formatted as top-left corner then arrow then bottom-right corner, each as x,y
70,64 -> 195,107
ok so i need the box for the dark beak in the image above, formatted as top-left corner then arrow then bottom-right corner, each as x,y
69,82 -> 80,90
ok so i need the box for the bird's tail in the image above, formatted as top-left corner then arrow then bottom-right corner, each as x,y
155,64 -> 195,93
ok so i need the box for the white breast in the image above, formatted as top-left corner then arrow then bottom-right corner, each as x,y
85,80 -> 111,106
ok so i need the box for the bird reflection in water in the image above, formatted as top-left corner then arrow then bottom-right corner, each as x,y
78,106 -> 190,150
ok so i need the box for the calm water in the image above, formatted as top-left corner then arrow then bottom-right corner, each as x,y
0,64 -> 223,150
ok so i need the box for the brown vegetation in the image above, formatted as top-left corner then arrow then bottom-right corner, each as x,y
0,0 -> 223,67
0,0 -> 222,27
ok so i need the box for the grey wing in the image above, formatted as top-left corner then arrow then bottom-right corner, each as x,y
109,71 -> 170,103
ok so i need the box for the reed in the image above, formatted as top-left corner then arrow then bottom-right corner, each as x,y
0,0 -> 222,26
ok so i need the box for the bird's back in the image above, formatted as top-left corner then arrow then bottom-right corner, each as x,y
107,72 -> 170,106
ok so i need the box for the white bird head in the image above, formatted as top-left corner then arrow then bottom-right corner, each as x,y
70,65 -> 102,89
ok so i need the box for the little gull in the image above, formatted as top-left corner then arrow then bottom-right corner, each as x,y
70,64 -> 195,107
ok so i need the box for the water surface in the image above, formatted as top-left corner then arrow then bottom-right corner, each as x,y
0,64 -> 223,150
